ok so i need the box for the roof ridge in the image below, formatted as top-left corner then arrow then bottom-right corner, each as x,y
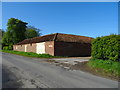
50,33 -> 93,39
60,33 -> 93,39
15,33 -> 93,45
53,33 -> 58,41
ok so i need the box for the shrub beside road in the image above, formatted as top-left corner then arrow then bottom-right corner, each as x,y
88,34 -> 120,81
91,34 -> 119,61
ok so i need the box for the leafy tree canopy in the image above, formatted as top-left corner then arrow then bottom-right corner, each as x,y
25,26 -> 41,39
6,18 -> 28,44
2,18 -> 42,50
2,18 -> 28,50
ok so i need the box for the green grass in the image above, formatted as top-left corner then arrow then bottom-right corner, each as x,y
88,58 -> 120,77
1,50 -> 60,58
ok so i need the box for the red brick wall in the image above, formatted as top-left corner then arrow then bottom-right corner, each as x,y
13,41 -> 91,57
54,41 -> 91,56
45,41 -> 54,56
13,45 -> 25,52
26,43 -> 36,53
13,43 -> 36,53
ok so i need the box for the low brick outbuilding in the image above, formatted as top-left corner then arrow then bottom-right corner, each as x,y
13,33 -> 93,56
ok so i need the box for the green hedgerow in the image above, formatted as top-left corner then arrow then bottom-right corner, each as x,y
92,34 -> 120,61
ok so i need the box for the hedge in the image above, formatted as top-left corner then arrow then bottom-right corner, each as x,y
92,34 -> 120,61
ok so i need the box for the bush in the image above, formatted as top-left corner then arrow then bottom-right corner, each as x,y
92,34 -> 120,61
3,46 -> 9,50
3,45 -> 12,50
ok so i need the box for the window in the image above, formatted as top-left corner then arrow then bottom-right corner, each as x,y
49,45 -> 53,47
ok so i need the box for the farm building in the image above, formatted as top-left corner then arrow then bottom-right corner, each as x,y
13,33 -> 93,56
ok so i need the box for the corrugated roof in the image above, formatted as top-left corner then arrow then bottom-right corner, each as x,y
15,33 -> 93,45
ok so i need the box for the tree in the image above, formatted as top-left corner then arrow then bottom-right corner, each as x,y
7,18 -> 28,44
0,29 -> 5,49
0,29 -> 5,39
2,18 -> 42,50
2,18 -> 28,50
25,26 -> 41,39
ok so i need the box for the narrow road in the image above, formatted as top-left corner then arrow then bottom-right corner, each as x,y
2,52 -> 118,88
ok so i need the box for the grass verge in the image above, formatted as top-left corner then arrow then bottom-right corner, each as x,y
1,50 -> 60,58
87,58 -> 120,81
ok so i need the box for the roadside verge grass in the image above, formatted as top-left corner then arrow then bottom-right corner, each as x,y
87,58 -> 120,80
1,50 -> 60,58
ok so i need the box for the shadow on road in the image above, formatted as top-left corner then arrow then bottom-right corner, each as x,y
2,66 -> 22,88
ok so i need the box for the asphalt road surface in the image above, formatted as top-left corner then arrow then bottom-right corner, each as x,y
2,52 -> 118,88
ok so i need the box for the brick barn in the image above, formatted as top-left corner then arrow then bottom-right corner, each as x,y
13,33 -> 93,56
